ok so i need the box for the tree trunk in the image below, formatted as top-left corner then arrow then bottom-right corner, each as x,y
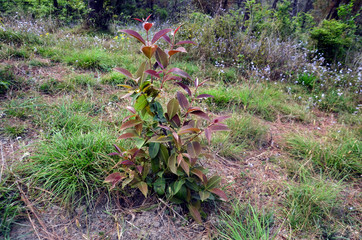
272,0 -> 279,9
292,0 -> 298,16
326,0 -> 343,19
87,0 -> 108,30
304,0 -> 313,12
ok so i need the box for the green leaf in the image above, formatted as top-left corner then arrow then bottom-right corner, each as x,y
136,182 -> 148,198
206,176 -> 221,190
148,135 -> 170,143
149,142 -> 160,159
135,138 -> 146,149
153,177 -> 166,195
158,144 -> 169,164
171,179 -> 185,196
168,153 -> 177,174
199,191 -> 211,202
134,94 -> 148,111
151,158 -> 160,172
167,98 -> 179,119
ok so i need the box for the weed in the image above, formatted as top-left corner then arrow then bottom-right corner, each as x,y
1,124 -> 27,139
101,71 -> 127,85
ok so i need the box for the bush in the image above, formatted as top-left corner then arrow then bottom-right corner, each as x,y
310,20 -> 353,64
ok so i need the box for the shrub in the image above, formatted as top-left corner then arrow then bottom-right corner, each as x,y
104,16 -> 229,222
310,20 -> 353,64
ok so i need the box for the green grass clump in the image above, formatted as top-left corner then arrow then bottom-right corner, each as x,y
25,129 -> 118,207
285,176 -> 342,232
64,49 -> 114,71
69,73 -> 98,88
216,202 -> 275,240
101,71 -> 127,85
286,128 -> 362,179
212,114 -> 269,159
39,78 -> 75,94
0,124 -> 27,139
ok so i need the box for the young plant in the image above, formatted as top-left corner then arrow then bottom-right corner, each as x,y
105,16 -> 229,222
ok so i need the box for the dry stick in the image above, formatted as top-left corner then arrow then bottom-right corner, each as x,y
0,142 -> 4,183
26,210 -> 42,240
158,198 -> 189,224
16,181 -> 59,240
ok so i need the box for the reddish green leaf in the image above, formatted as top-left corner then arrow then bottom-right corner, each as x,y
209,188 -> 228,201
190,110 -> 210,121
180,159 -> 190,176
177,153 -> 183,166
167,98 -> 179,119
120,160 -> 135,166
168,68 -> 191,80
196,94 -> 214,99
162,35 -> 172,44
171,114 -> 181,127
119,29 -> 146,45
178,126 -> 200,135
168,47 -> 187,57
187,107 -> 202,113
126,106 -> 136,114
191,168 -> 207,184
141,45 -> 158,59
204,127 -> 211,145
188,204 -> 202,224
175,40 -> 196,45
119,132 -> 138,139
187,141 -> 202,158
104,172 -> 125,189
145,70 -> 160,78
209,124 -> 230,132
176,91 -> 189,109
155,47 -> 169,69
174,82 -> 192,96
136,182 -> 148,198
213,115 -> 231,123
152,28 -> 172,44
136,165 -> 143,174
114,67 -> 133,79
120,119 -> 142,131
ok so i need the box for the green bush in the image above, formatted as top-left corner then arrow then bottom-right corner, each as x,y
310,20 -> 353,63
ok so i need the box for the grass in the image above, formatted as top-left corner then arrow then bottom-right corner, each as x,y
284,175 -> 343,233
211,113 -> 269,159
216,202 -> 275,240
286,128 -> 362,179
202,82 -> 311,122
24,129 -> 118,208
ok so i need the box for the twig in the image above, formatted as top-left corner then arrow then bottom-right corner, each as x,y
0,142 -> 4,183
26,210 -> 42,240
158,198 -> 189,223
16,181 -> 59,240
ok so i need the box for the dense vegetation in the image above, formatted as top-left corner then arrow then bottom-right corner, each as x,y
0,0 -> 361,239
